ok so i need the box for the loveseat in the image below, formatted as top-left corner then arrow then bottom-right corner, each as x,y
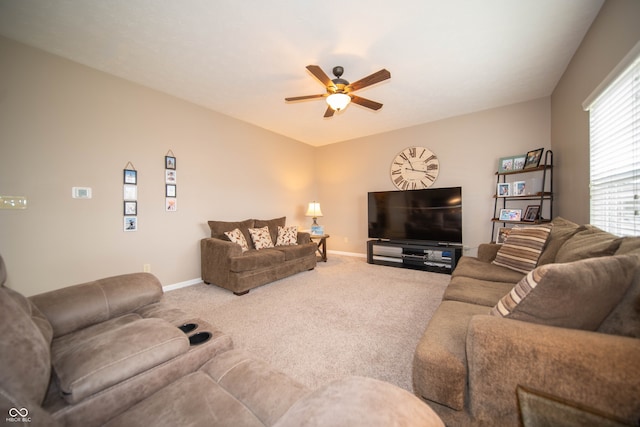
201,217 -> 317,295
1,255 -> 444,427
412,217 -> 640,426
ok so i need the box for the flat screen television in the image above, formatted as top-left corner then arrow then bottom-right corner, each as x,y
368,187 -> 462,245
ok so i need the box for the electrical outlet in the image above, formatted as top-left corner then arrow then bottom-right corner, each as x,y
143,264 -> 151,273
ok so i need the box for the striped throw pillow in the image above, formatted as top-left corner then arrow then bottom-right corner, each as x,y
492,225 -> 552,273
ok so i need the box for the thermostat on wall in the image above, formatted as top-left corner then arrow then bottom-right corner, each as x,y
72,187 -> 92,199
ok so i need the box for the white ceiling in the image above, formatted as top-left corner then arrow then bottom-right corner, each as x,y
0,0 -> 604,146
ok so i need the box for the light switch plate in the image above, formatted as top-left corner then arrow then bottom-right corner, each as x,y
0,196 -> 28,209
72,187 -> 92,199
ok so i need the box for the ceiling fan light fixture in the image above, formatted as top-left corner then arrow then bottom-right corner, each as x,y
326,92 -> 351,111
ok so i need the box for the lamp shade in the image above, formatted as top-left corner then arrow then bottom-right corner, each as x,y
326,93 -> 351,111
305,202 -> 323,217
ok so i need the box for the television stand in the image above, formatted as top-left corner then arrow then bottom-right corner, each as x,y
366,240 -> 462,274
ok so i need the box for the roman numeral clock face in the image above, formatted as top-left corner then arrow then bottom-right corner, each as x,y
390,146 -> 440,190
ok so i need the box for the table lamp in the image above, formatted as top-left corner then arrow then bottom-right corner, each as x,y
305,201 -> 323,234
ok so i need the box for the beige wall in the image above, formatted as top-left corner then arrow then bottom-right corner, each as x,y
0,37 -> 316,296
551,0 -> 640,224
315,98 -> 551,255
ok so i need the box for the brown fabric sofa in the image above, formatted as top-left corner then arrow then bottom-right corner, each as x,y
412,217 -> 640,426
201,217 -> 317,295
1,255 -> 444,427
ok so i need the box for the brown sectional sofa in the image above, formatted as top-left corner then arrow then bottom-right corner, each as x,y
201,217 -> 317,295
1,255 -> 444,426
413,217 -> 640,426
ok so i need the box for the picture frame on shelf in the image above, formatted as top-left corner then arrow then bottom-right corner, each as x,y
165,156 -> 176,170
498,156 -> 514,173
495,227 -> 512,244
512,155 -> 526,171
523,205 -> 541,222
524,148 -> 544,169
497,182 -> 511,197
123,169 -> 137,184
512,181 -> 526,196
499,208 -> 522,221
124,201 -> 137,216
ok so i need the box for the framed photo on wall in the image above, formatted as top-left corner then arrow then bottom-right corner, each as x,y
165,156 -> 176,170
124,216 -> 137,232
124,201 -> 137,216
166,184 -> 176,197
123,169 -> 137,184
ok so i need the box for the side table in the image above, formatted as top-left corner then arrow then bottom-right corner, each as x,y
309,234 -> 330,262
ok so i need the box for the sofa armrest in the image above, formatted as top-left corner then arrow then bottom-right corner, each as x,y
29,273 -> 163,338
200,237 -> 243,285
466,315 -> 640,425
476,243 -> 501,262
297,231 -> 311,245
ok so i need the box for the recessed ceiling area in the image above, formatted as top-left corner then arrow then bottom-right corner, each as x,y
0,0 -> 604,146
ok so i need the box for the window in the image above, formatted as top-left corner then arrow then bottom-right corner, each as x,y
584,43 -> 640,236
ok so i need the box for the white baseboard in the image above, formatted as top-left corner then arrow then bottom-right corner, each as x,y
163,278 -> 201,292
163,252 -> 365,292
327,250 -> 366,258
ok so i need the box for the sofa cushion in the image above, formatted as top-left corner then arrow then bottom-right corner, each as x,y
248,226 -> 275,250
598,264 -> 640,338
452,256 -> 525,283
255,217 -> 286,247
554,225 -> 621,263
490,254 -> 638,331
443,276 -> 515,307
229,249 -> 286,273
53,318 -> 189,404
492,224 -> 552,273
209,219 -> 254,244
615,236 -> 640,255
413,300 -> 490,410
273,242 -> 317,261
537,217 -> 582,265
276,226 -> 298,246
225,228 -> 250,252
274,376 -> 445,427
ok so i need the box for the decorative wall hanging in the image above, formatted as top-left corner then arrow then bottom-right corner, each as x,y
123,161 -> 138,232
165,150 -> 177,211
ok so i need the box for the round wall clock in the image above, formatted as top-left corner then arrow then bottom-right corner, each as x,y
390,146 -> 440,190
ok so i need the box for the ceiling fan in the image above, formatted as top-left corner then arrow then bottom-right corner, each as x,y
285,65 -> 391,118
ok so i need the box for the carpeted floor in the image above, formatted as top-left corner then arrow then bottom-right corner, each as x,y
163,254 -> 449,392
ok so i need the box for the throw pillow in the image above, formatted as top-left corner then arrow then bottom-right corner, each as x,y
490,254 -> 638,331
254,217 -> 286,247
248,226 -> 275,250
276,226 -> 298,246
492,224 -> 553,273
554,225 -> 622,264
224,228 -> 249,252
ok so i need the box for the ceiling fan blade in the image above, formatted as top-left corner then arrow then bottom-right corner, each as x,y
285,94 -> 325,102
351,95 -> 383,110
306,65 -> 337,90
324,106 -> 335,118
347,69 -> 391,92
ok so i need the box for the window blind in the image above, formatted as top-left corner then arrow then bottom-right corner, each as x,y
585,47 -> 640,236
